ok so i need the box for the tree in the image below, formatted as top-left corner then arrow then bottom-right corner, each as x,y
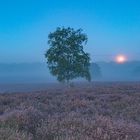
45,27 -> 91,83
90,63 -> 102,80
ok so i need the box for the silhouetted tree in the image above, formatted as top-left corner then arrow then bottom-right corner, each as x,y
90,63 -> 102,80
45,27 -> 91,83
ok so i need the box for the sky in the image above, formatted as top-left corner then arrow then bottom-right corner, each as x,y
0,0 -> 140,63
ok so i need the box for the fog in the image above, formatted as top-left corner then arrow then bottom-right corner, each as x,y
0,63 -> 55,84
97,61 -> 140,81
0,61 -> 140,84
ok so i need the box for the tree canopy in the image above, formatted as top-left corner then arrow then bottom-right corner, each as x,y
45,27 -> 91,83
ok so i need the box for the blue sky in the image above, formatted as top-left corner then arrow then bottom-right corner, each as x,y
0,0 -> 140,62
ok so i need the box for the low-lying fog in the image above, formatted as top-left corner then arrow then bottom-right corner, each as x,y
0,61 -> 140,84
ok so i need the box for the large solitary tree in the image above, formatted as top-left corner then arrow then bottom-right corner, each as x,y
45,27 -> 91,83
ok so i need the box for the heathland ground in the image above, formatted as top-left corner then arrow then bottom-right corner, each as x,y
0,82 -> 140,140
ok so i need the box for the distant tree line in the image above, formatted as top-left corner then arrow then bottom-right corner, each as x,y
90,63 -> 102,80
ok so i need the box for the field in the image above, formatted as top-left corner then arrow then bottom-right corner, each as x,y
0,82 -> 140,140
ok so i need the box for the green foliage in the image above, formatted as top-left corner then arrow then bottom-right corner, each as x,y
45,27 -> 91,83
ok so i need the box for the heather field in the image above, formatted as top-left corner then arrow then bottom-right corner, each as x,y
0,82 -> 140,140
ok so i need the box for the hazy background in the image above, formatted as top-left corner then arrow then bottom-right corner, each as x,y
0,0 -> 140,87
0,62 -> 140,84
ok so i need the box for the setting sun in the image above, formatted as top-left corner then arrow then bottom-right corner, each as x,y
115,55 -> 127,63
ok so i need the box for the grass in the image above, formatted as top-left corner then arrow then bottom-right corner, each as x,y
0,82 -> 140,140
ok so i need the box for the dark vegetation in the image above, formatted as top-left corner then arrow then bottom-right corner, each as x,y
90,63 -> 102,79
45,27 -> 91,83
0,82 -> 140,140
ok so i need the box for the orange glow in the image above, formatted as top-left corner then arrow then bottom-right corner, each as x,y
115,55 -> 127,63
